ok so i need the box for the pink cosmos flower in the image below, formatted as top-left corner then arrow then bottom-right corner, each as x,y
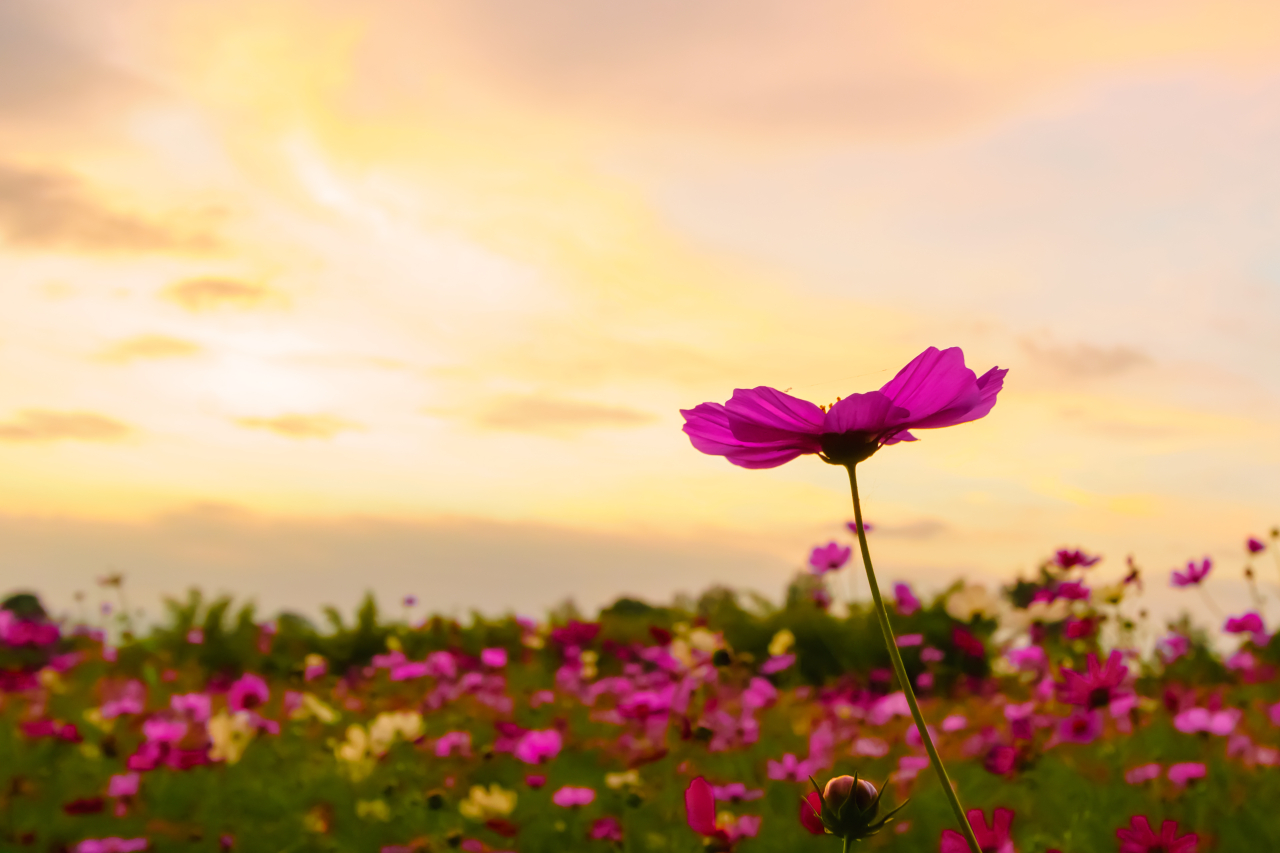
1157,634 -> 1190,664
1247,537 -> 1266,554
481,648 -> 508,668
760,654 -> 795,674
226,674 -> 269,712
1116,816 -> 1198,853
434,731 -> 472,758
712,783 -> 764,802
894,582 -> 921,615
941,715 -> 969,733
552,786 -> 596,807
170,693 -> 211,723
847,520 -> 875,534
951,626 -> 985,658
897,633 -> 923,647
809,542 -> 852,574
107,773 -> 140,798
1053,549 -> 1101,570
1174,707 -> 1240,736
1170,558 -> 1212,587
1056,709 -> 1102,744
1055,581 -> 1091,601
186,628 -> 204,645
1124,763 -> 1162,785
684,777 -> 759,847
589,816 -> 623,842
940,807 -> 1015,853
513,729 -> 562,764
1058,651 -> 1130,709
1167,762 -> 1206,787
895,755 -> 931,782
680,346 -> 1006,469
76,840 -> 149,853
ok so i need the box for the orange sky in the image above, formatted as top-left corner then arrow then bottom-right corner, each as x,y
1,0 -> 1278,626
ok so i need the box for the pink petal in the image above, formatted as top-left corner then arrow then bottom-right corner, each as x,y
684,777 -> 718,836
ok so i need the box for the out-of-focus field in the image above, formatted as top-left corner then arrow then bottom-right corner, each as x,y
2,537 -> 1279,852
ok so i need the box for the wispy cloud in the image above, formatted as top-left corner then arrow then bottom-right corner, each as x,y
235,414 -> 361,439
0,410 -> 132,443
1021,339 -> 1151,379
0,162 -> 219,254
473,395 -> 656,435
162,278 -> 281,312
97,335 -> 203,364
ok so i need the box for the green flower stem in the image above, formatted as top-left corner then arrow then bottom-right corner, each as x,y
842,837 -> 851,853
846,464 -> 981,853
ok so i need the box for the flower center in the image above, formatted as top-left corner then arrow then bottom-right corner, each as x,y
1087,687 -> 1111,709
818,432 -> 881,466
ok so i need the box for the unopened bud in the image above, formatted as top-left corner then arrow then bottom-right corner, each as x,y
823,775 -> 877,815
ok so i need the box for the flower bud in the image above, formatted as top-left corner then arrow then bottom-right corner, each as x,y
822,775 -> 877,816
807,773 -> 905,842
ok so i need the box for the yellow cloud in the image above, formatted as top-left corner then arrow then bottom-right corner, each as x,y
0,161 -> 219,254
472,395 -> 656,436
0,410 -> 132,443
98,335 -> 203,363
236,414 -> 360,439
163,278 -> 282,312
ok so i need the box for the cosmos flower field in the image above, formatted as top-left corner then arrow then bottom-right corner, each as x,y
3,533 -> 1280,853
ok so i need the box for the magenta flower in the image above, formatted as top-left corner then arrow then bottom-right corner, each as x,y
799,791 -> 826,836
481,647 -> 508,668
1224,612 -> 1265,634
1247,536 -> 1266,554
1058,651 -> 1130,709
684,777 -> 759,847
1157,634 -> 1190,664
940,808 -> 1015,853
1056,709 -> 1102,744
712,782 -> 765,802
107,773 -> 140,798
1167,762 -> 1207,787
552,786 -> 596,807
226,674 -> 269,712
1053,549 -> 1101,570
894,582 -> 922,615
76,840 -> 149,853
847,520 -> 875,534
513,729 -> 562,764
809,542 -> 853,575
680,346 -> 1006,469
589,816 -> 623,842
1116,816 -> 1198,853
1124,763 -> 1162,785
1170,557 -> 1212,587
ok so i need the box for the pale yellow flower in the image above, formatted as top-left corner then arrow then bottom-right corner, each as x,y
945,584 -> 998,622
356,799 -> 391,822
768,629 -> 796,657
605,769 -> 641,790
290,693 -> 339,724
208,710 -> 256,764
459,784 -> 517,821
368,710 -> 423,756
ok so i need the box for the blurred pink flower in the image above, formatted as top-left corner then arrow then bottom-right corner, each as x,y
1056,709 -> 1101,744
809,542 -> 852,575
76,840 -> 149,853
1053,549 -> 1101,570
712,782 -> 764,802
1124,763 -> 1161,785
1174,706 -> 1240,736
1116,816 -> 1198,853
760,654 -> 795,674
680,346 -> 1006,469
1171,558 -> 1212,587
186,628 -> 204,645
170,693 -> 211,723
481,648 -> 508,668
1247,537 -> 1266,554
940,807 -> 1015,853
846,520 -> 875,535
226,674 -> 269,712
1058,651 -> 1130,709
1157,634 -> 1190,664
941,715 -> 969,733
1167,762 -> 1207,787
897,633 -> 923,647
589,816 -> 623,842
552,785 -> 596,807
434,731 -> 471,758
513,729 -> 562,764
894,754 -> 931,782
107,773 -> 140,798
894,582 -> 921,615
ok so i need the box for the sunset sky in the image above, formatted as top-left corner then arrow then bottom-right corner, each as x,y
2,0 -> 1278,627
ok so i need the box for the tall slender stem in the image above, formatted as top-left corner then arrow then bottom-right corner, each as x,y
846,464 -> 981,853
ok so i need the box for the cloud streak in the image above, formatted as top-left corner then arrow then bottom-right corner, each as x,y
97,335 -> 203,364
0,410 -> 132,443
0,162 -> 219,254
162,278 -> 281,312
236,414 -> 361,439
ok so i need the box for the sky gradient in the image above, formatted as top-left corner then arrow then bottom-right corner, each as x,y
1,0 -> 1278,628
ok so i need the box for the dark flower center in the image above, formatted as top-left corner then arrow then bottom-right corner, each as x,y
1087,687 -> 1111,709
819,432 -> 881,466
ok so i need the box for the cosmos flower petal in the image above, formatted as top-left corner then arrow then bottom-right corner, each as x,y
724,387 -> 825,443
684,777 -> 718,836
879,347 -> 979,422
822,391 -> 908,434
